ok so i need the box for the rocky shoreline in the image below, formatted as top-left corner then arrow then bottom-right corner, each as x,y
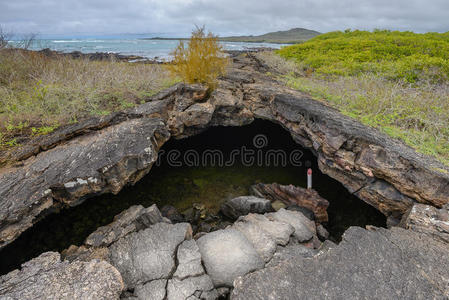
34,48 -> 265,64
33,47 -> 165,63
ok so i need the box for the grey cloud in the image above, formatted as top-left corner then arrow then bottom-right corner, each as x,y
0,0 -> 448,35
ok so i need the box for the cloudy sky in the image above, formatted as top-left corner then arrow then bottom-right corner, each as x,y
1,0 -> 448,36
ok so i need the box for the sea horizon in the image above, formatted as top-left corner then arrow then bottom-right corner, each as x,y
8,33 -> 285,60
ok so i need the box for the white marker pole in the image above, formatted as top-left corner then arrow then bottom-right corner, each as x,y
307,168 -> 312,189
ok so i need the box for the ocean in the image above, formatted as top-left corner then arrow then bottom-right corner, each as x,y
9,34 -> 285,60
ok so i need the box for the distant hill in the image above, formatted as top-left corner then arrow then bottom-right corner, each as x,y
220,28 -> 321,44
146,28 -> 321,44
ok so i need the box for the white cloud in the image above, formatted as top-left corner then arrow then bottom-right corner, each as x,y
0,0 -> 448,35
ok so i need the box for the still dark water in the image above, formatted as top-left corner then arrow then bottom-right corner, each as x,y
0,120 -> 386,275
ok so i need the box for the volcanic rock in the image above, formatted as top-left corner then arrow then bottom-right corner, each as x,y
0,252 -> 123,299
220,196 -> 273,220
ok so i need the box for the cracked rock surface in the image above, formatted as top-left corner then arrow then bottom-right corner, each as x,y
399,203 -> 449,243
109,222 -> 192,289
133,279 -> 167,300
173,240 -> 205,280
0,117 -> 170,250
85,204 -> 167,248
232,219 -> 277,263
0,252 -> 123,299
232,226 -> 449,299
167,275 -> 217,300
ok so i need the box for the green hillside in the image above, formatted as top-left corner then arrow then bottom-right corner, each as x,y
221,28 -> 321,44
147,28 -> 321,44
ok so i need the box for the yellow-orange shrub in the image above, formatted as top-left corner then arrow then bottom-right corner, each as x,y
168,27 -> 228,89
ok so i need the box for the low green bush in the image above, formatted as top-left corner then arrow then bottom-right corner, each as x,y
278,30 -> 449,83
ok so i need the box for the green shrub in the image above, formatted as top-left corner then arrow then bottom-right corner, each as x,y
278,30 -> 449,83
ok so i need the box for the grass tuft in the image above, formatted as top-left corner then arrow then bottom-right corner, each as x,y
0,49 -> 175,149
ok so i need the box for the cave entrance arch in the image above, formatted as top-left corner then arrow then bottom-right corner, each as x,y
0,119 -> 385,275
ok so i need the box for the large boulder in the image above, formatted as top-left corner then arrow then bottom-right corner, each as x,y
268,208 -> 316,242
197,228 -> 264,287
220,196 -> 273,220
232,226 -> 449,299
85,204 -> 166,248
238,213 -> 294,246
131,234 -> 218,300
62,204 -> 167,263
232,221 -> 277,263
108,222 -> 192,289
0,252 -> 123,299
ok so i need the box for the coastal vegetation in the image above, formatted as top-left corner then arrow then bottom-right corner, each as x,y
0,47 -> 174,150
168,26 -> 228,89
277,30 -> 449,82
258,30 -> 449,165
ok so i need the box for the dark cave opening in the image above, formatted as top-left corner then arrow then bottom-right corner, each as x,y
0,119 -> 386,275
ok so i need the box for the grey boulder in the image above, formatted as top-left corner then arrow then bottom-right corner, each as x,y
197,228 -> 264,287
221,196 -> 273,220
108,222 -> 192,289
238,213 -> 294,246
268,208 -> 315,242
0,252 -> 123,299
232,220 -> 277,263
